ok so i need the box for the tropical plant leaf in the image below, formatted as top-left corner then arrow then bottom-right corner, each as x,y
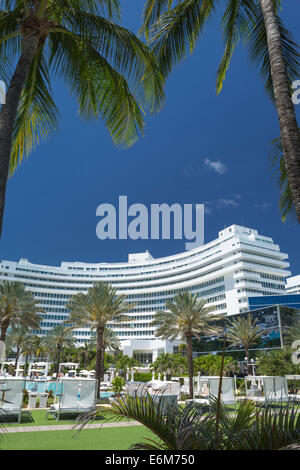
10,49 -> 59,174
269,130 -> 300,222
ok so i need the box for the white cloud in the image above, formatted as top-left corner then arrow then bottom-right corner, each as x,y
255,202 -> 272,211
204,195 -> 240,215
203,158 -> 227,175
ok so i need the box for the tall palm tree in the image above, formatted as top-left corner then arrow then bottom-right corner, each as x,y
141,0 -> 300,222
67,282 -> 135,398
5,324 -> 31,373
0,280 -> 42,342
41,325 -> 76,378
226,314 -> 263,374
20,332 -> 37,372
151,291 -> 221,398
100,327 -> 120,379
31,334 -> 46,361
0,0 -> 165,236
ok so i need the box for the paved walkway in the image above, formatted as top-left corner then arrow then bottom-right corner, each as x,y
4,420 -> 142,434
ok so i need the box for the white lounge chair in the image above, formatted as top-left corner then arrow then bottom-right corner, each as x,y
285,375 -> 300,402
28,391 -> 38,409
208,377 -> 236,406
186,377 -> 236,406
39,392 -> 49,408
125,381 -> 149,397
245,376 -> 289,405
47,378 -> 97,420
0,377 -> 24,423
263,376 -> 289,405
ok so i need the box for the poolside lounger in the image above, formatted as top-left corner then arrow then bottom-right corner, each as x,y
186,377 -> 236,407
263,376 -> 289,404
0,377 -> 24,423
47,378 -> 97,420
39,392 -> 49,409
245,376 -> 289,405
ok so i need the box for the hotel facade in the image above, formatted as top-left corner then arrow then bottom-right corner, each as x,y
0,225 -> 290,363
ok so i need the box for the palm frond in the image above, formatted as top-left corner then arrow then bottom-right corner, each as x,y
54,12 -> 165,112
49,30 -> 148,148
247,4 -> 300,103
141,0 -> 176,39
216,0 -> 255,94
148,0 -> 217,78
10,49 -> 59,175
269,130 -> 300,222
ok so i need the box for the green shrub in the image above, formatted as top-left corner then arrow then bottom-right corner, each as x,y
111,376 -> 125,394
22,388 -> 29,405
256,348 -> 299,376
133,373 -> 158,382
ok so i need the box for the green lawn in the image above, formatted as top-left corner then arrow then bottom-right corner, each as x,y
0,426 -> 155,450
2,408 -> 131,427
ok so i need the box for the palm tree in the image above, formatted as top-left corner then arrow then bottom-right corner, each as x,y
0,281 -> 42,342
0,0 -> 165,236
67,282 -> 135,398
41,325 -> 76,378
151,291 -> 221,398
31,335 -> 46,362
141,0 -> 300,222
20,332 -> 37,372
5,325 -> 32,373
116,355 -> 139,380
226,314 -> 264,374
77,341 -> 96,370
100,328 -> 120,379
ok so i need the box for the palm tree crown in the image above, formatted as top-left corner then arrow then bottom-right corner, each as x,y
226,314 -> 263,373
42,324 -> 76,376
0,280 -> 42,342
151,291 -> 221,397
0,0 -> 165,234
67,281 -> 135,398
141,0 -> 300,222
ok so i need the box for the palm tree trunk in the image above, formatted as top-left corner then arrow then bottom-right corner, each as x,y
245,347 -> 251,376
101,348 -> 105,380
95,327 -> 104,399
0,34 -> 39,236
186,334 -> 194,399
0,327 -> 7,342
259,0 -> 300,222
55,344 -> 61,378
0,319 -> 9,342
14,346 -> 20,375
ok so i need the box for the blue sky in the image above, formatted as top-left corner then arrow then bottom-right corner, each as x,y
1,1 -> 300,277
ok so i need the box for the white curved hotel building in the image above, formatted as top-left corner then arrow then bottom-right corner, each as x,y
0,225 -> 290,363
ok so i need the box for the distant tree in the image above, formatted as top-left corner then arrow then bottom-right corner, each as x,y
226,314 -> 264,374
0,281 -> 42,342
193,354 -> 237,377
41,325 -> 76,377
67,282 -> 135,398
77,341 -> 96,370
151,292 -> 220,397
5,325 -> 33,373
256,348 -> 298,376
